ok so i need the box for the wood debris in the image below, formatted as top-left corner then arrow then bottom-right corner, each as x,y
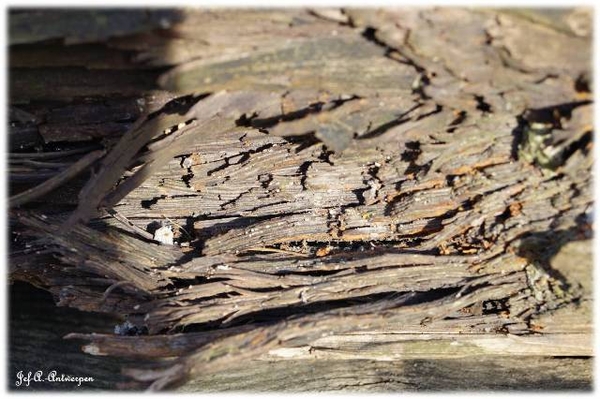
8,8 -> 592,390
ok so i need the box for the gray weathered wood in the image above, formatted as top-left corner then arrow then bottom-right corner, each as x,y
8,7 -> 593,391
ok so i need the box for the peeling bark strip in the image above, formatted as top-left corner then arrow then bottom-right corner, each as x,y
9,149 -> 106,208
8,8 -> 592,391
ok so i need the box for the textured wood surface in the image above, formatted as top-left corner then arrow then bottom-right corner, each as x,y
9,269 -> 592,392
8,7 -> 593,391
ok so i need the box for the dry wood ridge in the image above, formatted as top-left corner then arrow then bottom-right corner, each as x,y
9,8 -> 593,390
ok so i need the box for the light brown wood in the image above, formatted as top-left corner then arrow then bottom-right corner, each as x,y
9,7 -> 592,391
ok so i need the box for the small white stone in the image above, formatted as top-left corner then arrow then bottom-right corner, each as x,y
154,225 -> 174,245
182,157 -> 193,168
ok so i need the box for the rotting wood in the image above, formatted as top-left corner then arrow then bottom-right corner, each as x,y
10,149 -> 106,207
174,357 -> 592,392
8,7 -> 593,391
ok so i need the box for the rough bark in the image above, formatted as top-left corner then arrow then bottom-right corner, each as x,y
8,7 -> 593,391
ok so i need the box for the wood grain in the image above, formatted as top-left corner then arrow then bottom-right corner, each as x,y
8,7 -> 592,391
